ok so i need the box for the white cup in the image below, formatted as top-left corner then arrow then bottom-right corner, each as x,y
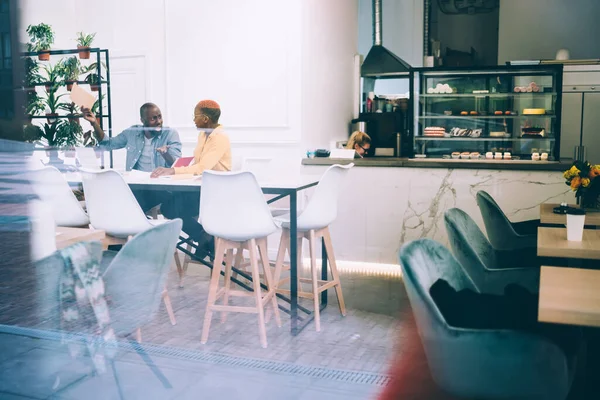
566,210 -> 586,241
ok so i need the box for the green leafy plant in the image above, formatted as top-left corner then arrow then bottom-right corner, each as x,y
91,94 -> 105,115
56,119 -> 83,147
43,89 -> 67,123
23,57 -> 43,87
76,31 -> 96,48
22,123 -> 43,142
26,95 -> 45,117
60,56 -> 82,82
42,60 -> 64,92
81,62 -> 106,90
26,23 -> 54,52
58,102 -> 81,122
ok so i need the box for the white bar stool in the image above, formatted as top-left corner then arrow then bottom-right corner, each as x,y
273,163 -> 353,331
199,170 -> 281,348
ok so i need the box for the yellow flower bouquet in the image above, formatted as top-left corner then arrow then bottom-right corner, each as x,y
564,161 -> 600,208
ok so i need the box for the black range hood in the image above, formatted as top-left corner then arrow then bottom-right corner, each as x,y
361,0 -> 412,77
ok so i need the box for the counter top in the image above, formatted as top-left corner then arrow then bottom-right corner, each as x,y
302,157 -> 572,171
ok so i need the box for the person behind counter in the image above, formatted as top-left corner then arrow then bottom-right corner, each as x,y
346,131 -> 371,158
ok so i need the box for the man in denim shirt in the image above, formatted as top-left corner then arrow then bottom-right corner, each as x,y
81,103 -> 182,211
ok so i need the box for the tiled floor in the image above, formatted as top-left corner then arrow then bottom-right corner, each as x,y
139,259 -> 406,375
0,253 -> 414,399
0,331 -> 382,399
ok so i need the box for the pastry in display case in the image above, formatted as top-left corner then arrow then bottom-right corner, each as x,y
412,65 -> 563,161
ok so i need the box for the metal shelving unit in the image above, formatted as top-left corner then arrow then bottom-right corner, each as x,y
20,47 -> 114,167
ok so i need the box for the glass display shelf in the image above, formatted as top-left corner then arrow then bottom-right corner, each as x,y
412,65 -> 563,160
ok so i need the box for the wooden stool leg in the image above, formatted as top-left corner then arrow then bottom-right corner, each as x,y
273,229 -> 289,289
221,248 -> 234,323
232,247 -> 243,282
323,228 -> 346,316
174,250 -> 184,288
258,238 -> 281,328
308,230 -> 321,332
201,238 -> 225,344
249,239 -> 268,348
182,242 -> 193,274
297,235 -> 304,296
162,288 -> 177,325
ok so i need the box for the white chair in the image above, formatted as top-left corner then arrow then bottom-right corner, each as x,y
241,157 -> 297,217
80,169 -> 181,324
200,170 -> 281,348
29,200 -> 57,261
103,219 -> 183,342
273,163 -> 353,331
29,166 -> 89,227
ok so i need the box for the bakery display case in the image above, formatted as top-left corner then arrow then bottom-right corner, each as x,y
412,65 -> 563,161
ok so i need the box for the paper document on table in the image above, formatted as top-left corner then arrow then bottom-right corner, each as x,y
125,170 -> 152,180
69,83 -> 96,109
158,174 -> 196,180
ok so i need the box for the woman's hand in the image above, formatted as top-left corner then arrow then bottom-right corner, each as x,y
151,167 -> 175,178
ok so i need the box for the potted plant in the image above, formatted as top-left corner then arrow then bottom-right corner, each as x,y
57,119 -> 84,158
59,56 -> 82,91
43,89 -> 66,123
91,94 -> 105,124
563,161 -> 600,210
22,122 -> 43,143
59,102 -> 81,124
23,57 -> 43,91
42,61 -> 63,92
81,62 -> 106,91
25,96 -> 45,122
26,23 -> 54,61
76,31 -> 96,59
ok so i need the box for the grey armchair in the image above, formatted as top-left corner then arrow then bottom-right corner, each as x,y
444,207 -> 540,295
102,219 -> 183,337
399,238 -> 576,400
476,190 -> 537,251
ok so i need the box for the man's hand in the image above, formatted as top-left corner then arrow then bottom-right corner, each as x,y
81,107 -> 96,125
151,167 -> 175,178
156,145 -> 169,154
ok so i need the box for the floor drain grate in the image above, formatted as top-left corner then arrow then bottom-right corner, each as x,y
0,324 -> 391,387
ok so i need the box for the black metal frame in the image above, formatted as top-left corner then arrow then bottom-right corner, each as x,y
20,48 -> 113,167
128,181 -> 323,336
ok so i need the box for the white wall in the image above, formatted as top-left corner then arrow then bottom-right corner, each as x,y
301,0 -> 358,150
20,0 -> 359,170
498,0 -> 600,64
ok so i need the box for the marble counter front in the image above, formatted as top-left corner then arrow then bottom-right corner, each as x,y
302,157 -> 571,171
300,163 -> 573,265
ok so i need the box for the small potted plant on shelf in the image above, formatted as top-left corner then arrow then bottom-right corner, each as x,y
59,56 -> 82,91
22,122 -> 43,143
91,94 -> 105,124
59,102 -> 81,124
23,57 -> 43,91
76,31 -> 96,59
42,89 -> 66,124
25,96 -> 45,123
564,161 -> 600,210
42,61 -> 63,92
81,62 -> 106,91
26,23 -> 54,61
